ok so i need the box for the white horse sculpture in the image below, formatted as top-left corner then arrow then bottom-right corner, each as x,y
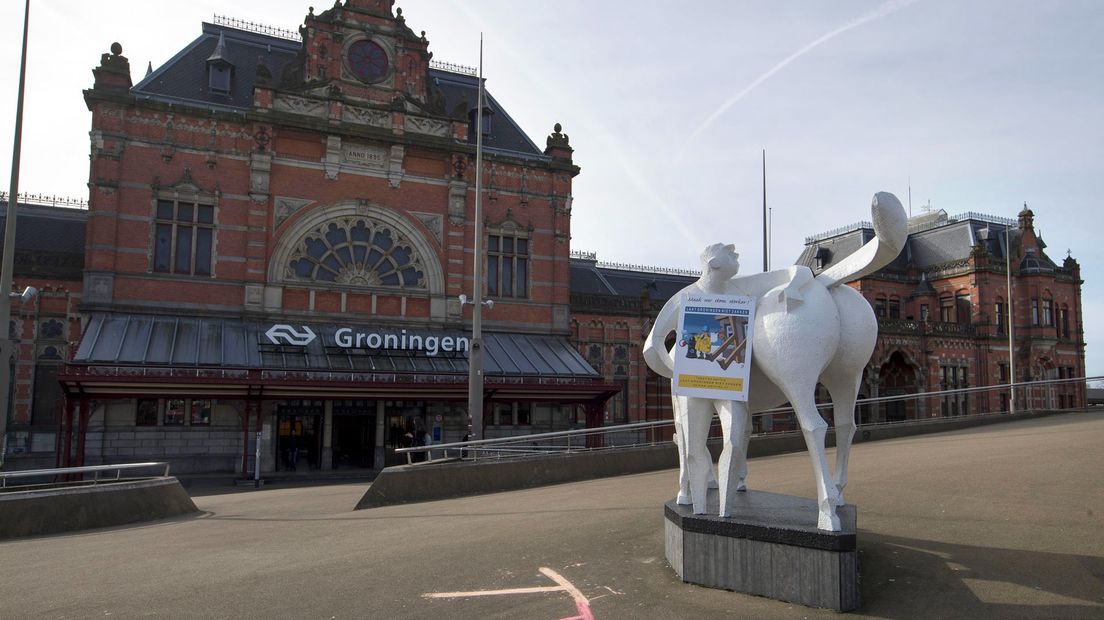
643,192 -> 908,531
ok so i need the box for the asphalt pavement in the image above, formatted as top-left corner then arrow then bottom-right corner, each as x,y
2,411 -> 1102,619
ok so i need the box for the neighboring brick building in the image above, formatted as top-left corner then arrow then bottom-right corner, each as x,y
796,206 -> 1085,421
0,198 -> 87,469
567,206 -> 1085,431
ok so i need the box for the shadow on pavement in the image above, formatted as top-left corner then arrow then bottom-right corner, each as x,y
859,532 -> 1104,619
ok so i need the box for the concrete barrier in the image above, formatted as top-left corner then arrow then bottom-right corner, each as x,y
0,477 -> 198,540
356,409 -> 1072,510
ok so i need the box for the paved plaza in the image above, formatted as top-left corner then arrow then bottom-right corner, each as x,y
2,411 -> 1102,619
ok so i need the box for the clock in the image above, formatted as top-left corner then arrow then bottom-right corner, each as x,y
347,40 -> 389,83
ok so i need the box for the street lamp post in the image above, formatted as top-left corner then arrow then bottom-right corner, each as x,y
464,36 -> 490,440
1006,224 -> 1016,414
0,0 -> 32,469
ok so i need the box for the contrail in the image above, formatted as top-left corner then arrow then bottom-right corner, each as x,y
678,0 -> 923,160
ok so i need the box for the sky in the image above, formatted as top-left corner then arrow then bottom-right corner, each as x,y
0,1 -> 1101,373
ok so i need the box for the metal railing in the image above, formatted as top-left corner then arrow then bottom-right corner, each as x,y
396,376 -> 1097,463
0,462 -> 171,488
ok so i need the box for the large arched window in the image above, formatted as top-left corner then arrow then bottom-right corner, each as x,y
285,217 -> 425,288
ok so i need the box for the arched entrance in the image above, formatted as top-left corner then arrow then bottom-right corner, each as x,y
878,351 -> 918,422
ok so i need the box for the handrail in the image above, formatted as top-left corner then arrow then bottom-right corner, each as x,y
0,462 -> 171,487
396,375 -> 1098,461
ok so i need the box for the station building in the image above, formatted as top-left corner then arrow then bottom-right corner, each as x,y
7,0 -> 620,474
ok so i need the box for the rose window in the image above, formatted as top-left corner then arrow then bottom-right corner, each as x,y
286,218 -> 425,288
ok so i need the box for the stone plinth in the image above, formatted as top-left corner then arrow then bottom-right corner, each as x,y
664,489 -> 858,612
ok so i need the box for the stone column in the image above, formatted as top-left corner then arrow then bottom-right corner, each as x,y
322,400 -> 334,470
374,401 -> 386,469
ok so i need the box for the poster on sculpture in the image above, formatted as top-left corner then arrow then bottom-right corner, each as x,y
672,293 -> 756,400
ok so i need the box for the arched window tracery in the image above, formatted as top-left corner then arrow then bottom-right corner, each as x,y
284,217 -> 425,288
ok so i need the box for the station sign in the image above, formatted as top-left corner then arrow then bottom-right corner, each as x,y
265,323 -> 470,357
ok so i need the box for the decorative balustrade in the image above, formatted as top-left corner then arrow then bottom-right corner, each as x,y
0,192 -> 87,209
878,318 -> 977,338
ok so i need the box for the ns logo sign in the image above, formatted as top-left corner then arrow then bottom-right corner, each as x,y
265,325 -> 317,346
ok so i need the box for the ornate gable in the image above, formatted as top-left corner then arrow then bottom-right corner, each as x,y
295,0 -> 432,105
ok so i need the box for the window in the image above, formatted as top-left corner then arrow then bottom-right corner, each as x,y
154,199 -> 214,276
939,296 -> 954,322
491,401 -> 530,426
209,65 -> 232,94
1030,298 -> 1040,325
920,304 -> 929,321
956,293 -> 971,324
1042,298 -> 1053,326
288,218 -> 424,288
888,298 -> 900,319
1059,306 -> 1070,339
940,364 -> 968,416
995,301 -> 1005,334
165,399 -> 186,425
136,399 -> 159,426
191,399 -> 212,426
874,297 -> 887,318
31,365 -> 61,426
487,233 -> 529,298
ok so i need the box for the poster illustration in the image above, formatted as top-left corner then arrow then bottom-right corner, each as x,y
672,293 -> 756,400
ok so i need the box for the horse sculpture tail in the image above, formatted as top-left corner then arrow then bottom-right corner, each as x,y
814,191 -> 909,289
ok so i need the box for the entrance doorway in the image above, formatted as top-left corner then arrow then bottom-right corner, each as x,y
276,400 -> 323,471
332,400 -> 376,469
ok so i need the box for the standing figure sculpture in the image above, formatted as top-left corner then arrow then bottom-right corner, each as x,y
643,192 -> 908,531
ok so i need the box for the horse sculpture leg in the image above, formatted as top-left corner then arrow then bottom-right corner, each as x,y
672,394 -> 692,505
820,369 -> 861,503
781,382 -> 842,531
682,397 -> 716,515
735,410 -> 752,492
715,399 -> 749,517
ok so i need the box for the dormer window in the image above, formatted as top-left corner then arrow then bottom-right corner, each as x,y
813,246 -> 831,271
206,32 -> 234,95
209,64 -> 232,94
468,106 -> 494,142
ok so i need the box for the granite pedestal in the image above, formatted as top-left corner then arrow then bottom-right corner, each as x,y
664,489 -> 858,612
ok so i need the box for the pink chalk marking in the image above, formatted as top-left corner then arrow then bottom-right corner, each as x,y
421,566 -> 595,619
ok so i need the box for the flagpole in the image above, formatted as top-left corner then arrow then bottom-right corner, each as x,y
761,149 -> 767,272
467,35 -> 486,440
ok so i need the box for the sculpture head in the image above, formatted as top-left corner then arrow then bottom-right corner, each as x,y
700,243 -> 740,279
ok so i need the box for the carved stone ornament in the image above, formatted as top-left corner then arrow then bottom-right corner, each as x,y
404,115 -> 449,137
273,94 -> 328,117
274,196 -> 315,228
411,211 -> 443,245
342,105 -> 391,128
642,192 -> 909,532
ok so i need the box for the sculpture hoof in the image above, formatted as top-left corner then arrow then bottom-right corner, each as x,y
818,510 -> 841,532
735,480 -> 747,492
676,491 -> 692,505
707,479 -> 719,490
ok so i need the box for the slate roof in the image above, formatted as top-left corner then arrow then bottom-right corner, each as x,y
0,202 -> 87,280
0,202 -> 87,255
132,23 -> 544,158
569,258 -> 696,299
133,23 -> 300,111
797,211 -> 1033,275
430,69 -> 544,157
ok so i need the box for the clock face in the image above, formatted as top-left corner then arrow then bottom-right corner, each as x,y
347,40 -> 389,83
